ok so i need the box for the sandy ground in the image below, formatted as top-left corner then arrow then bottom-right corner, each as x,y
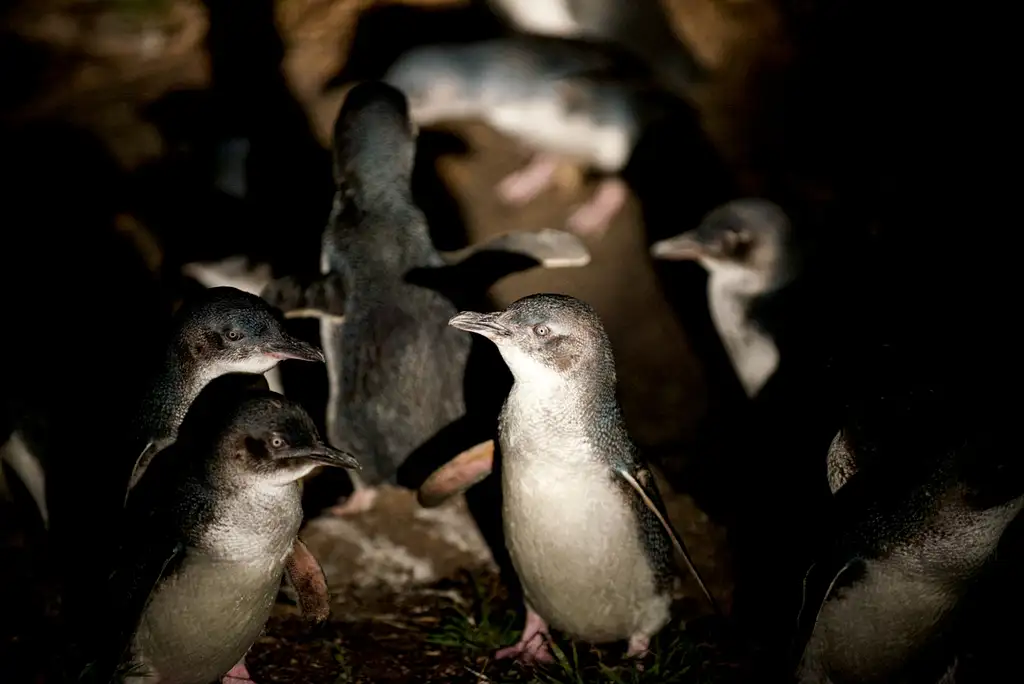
0,0 -> 791,680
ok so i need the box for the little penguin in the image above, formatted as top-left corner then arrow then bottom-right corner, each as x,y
77,378 -> 360,684
383,36 -> 695,237
128,286 -> 324,489
650,198 -> 801,398
484,0 -> 709,99
281,80 -> 589,517
793,424 -> 1024,684
448,293 -> 716,664
180,255 -> 285,395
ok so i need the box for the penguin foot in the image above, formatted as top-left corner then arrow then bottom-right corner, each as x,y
327,487 -> 379,516
495,608 -> 554,665
565,177 -> 629,237
497,154 -> 561,206
221,660 -> 254,683
417,439 -> 495,508
626,633 -> 651,670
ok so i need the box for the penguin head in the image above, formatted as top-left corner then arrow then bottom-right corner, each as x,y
384,45 -> 482,126
449,293 -> 614,386
176,287 -> 324,377
650,198 -> 793,295
332,81 -> 418,193
218,392 -> 360,484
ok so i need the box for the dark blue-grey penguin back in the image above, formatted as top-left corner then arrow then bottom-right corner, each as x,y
320,81 -> 472,486
332,81 -> 416,204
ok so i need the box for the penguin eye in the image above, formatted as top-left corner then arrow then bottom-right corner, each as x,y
722,229 -> 750,254
533,324 -> 549,337
226,330 -> 241,341
270,437 -> 285,449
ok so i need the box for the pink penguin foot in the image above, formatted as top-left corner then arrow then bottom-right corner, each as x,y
497,154 -> 561,206
494,607 -> 555,665
221,660 -> 254,683
327,486 -> 379,516
626,633 -> 652,671
565,177 -> 629,237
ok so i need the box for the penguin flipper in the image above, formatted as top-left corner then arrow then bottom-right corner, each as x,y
794,556 -> 864,655
416,439 -> 495,508
285,537 -> 331,624
617,465 -> 720,614
826,429 -> 858,495
407,229 -> 590,295
127,439 -> 172,496
440,229 -> 591,270
262,274 -> 346,324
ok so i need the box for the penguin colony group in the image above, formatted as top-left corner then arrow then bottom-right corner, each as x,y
0,1 -> 1015,683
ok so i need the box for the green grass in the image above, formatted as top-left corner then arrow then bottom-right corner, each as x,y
332,642 -> 355,684
426,573 -> 521,655
426,574 -> 742,684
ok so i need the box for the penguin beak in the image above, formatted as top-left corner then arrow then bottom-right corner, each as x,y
283,444 -> 360,470
448,311 -> 511,340
266,335 -> 325,363
650,232 -> 706,261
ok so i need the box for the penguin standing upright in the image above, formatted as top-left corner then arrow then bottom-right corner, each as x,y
794,422 -> 1024,684
651,199 -> 801,398
448,293 -> 716,664
273,81 -> 590,516
77,378 -> 359,684
128,286 -> 324,489
651,199 -> 856,650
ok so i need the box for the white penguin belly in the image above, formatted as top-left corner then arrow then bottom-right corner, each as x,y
492,0 -> 581,36
488,101 -> 633,172
503,458 -> 670,643
798,560 -> 958,683
707,276 -> 778,398
130,554 -> 285,684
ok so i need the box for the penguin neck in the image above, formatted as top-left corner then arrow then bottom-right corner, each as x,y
503,355 -> 624,460
706,269 -> 781,398
330,184 -> 439,268
142,345 -> 217,444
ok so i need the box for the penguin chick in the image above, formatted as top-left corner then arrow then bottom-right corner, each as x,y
129,286 -> 323,488
449,293 -> 716,665
384,36 -> 687,237
484,0 -> 709,99
794,435 -> 1024,684
650,199 -> 799,398
85,383 -> 359,684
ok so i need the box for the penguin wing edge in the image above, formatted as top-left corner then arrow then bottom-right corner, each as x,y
792,557 -> 864,667
408,229 -> 590,295
442,229 -> 590,270
617,465 -> 720,614
126,439 -> 171,497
